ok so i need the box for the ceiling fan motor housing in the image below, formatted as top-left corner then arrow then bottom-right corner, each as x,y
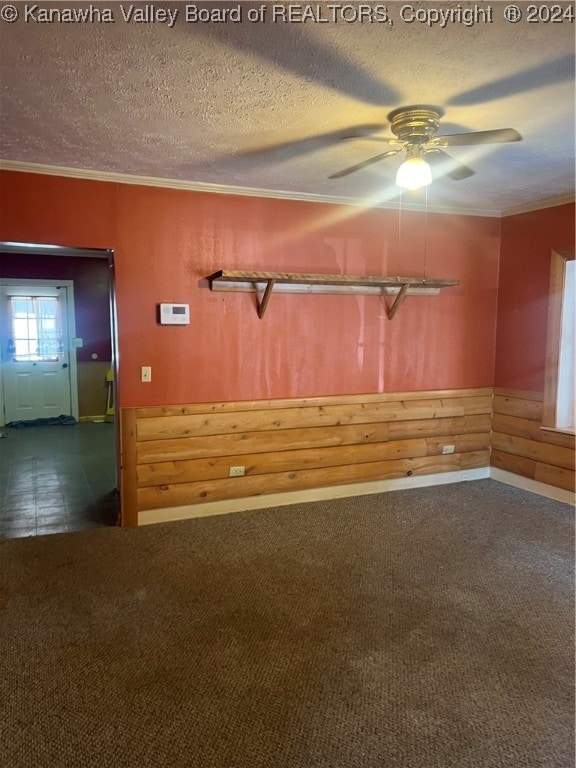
388,105 -> 444,144
328,104 -> 519,181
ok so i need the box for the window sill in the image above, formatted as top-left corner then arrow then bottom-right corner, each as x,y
541,426 -> 575,438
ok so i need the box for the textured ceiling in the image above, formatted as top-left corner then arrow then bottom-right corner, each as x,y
1,1 -> 575,213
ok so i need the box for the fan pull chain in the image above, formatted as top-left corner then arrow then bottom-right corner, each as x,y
423,186 -> 429,280
396,189 -> 402,277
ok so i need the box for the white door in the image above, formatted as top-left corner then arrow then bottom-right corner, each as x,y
1,284 -> 73,423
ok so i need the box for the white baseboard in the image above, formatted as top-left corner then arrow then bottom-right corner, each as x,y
490,468 -> 575,505
138,467 -> 490,526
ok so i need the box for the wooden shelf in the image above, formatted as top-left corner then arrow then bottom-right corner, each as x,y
209,270 -> 459,319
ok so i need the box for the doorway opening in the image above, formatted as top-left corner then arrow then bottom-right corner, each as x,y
0,242 -> 120,536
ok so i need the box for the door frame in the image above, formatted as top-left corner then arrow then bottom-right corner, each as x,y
0,245 -> 118,509
0,277 -> 79,425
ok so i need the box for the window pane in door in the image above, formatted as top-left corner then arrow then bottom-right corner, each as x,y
9,296 -> 63,362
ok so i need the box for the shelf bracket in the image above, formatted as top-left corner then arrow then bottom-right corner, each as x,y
257,279 -> 276,319
387,283 -> 410,320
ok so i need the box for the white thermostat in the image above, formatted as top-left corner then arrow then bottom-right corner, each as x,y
159,303 -> 190,325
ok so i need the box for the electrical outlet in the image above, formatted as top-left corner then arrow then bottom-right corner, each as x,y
229,466 -> 245,477
141,366 -> 152,383
442,444 -> 455,455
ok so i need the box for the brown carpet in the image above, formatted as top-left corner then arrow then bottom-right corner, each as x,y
1,479 -> 574,768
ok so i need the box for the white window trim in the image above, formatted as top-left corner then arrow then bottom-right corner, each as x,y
543,247 -> 576,435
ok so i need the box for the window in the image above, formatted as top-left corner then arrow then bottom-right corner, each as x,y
556,260 -> 575,429
543,249 -> 575,432
8,295 -> 63,362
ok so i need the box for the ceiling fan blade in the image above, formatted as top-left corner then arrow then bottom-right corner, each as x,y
339,135 -> 403,147
425,149 -> 475,181
432,128 -> 522,147
328,150 -> 400,179
236,124 -> 388,161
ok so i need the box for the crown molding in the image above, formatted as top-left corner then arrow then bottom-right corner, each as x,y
501,194 -> 575,217
4,159 -> 573,218
0,159 -> 506,217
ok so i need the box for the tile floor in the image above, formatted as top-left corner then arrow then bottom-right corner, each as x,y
0,422 -> 119,538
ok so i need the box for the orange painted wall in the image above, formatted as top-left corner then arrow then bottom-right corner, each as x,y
494,203 -> 575,392
1,170 -> 500,407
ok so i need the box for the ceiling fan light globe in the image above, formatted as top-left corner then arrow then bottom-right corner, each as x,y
396,157 -> 433,190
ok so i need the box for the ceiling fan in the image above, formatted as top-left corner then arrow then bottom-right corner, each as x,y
329,105 -> 522,189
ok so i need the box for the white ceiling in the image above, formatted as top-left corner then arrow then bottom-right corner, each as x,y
1,2 -> 575,214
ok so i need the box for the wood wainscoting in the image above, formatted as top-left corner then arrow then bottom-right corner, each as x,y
491,388 -> 575,492
119,388 -> 492,526
77,361 -> 111,419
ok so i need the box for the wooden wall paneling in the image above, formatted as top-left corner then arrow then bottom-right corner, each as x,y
136,433 -> 491,489
423,433 -> 490,455
534,462 -> 575,492
137,396 -> 492,442
491,389 -> 575,493
77,361 -> 111,418
134,388 -> 493,419
491,432 -> 575,470
137,439 -> 431,487
118,386 -> 573,521
539,428 -> 576,449
492,395 -> 543,421
492,448 -> 575,492
460,450 -> 491,469
136,414 -> 492,465
137,422 -> 391,464
387,413 -> 491,440
492,414 -> 575,448
137,451 -> 489,511
492,388 -> 544,402
119,408 -> 139,526
118,389 -> 506,521
491,449 -> 537,479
